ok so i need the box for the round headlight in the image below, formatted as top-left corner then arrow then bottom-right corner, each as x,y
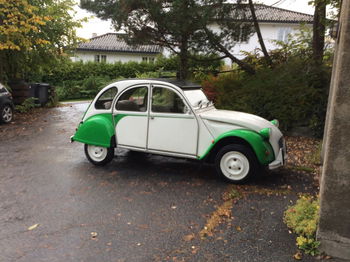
259,128 -> 271,140
271,119 -> 279,128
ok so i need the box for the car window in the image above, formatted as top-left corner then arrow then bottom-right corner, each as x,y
95,87 -> 118,110
152,87 -> 186,114
116,86 -> 148,112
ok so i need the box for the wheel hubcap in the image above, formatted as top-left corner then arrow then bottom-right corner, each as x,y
2,106 -> 12,122
87,145 -> 108,162
220,151 -> 250,180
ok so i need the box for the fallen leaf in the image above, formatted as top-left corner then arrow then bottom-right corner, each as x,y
183,234 -> 195,242
236,226 -> 242,231
90,232 -> 98,238
171,205 -> 177,209
28,224 -> 39,231
293,251 -> 302,260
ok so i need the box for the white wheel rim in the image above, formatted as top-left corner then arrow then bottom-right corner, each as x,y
2,106 -> 12,122
220,151 -> 250,181
87,145 -> 108,162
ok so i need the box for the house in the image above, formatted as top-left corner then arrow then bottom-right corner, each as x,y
210,4 -> 314,62
72,33 -> 162,63
73,5 -> 313,65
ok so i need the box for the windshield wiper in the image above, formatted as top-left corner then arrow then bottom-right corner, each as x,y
196,99 -> 205,108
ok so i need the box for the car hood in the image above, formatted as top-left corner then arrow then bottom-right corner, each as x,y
199,108 -> 275,133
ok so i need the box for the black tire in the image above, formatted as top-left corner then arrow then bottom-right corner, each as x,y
84,144 -> 114,166
0,104 -> 13,123
214,144 -> 259,184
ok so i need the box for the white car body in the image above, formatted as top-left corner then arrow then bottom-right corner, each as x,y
72,79 -> 287,182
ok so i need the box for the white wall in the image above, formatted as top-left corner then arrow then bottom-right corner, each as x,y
72,51 -> 158,63
209,22 -> 311,64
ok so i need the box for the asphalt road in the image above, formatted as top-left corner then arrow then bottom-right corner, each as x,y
0,103 -> 339,262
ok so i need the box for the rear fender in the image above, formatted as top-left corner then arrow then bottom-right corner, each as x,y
72,113 -> 114,148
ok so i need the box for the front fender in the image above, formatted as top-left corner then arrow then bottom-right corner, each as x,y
199,129 -> 275,165
72,113 -> 114,148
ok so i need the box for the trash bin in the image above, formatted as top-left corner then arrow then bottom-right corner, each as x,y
30,83 -> 51,105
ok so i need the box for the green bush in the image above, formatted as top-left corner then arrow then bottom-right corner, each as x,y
284,195 -> 320,255
202,56 -> 330,137
36,55 -> 222,101
15,97 -> 38,113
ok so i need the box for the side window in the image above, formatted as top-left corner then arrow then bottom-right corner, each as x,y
152,87 -> 186,114
116,86 -> 148,112
95,87 -> 118,110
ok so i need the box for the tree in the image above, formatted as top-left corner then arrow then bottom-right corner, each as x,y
312,0 -> 327,66
248,0 -> 272,66
0,0 -> 84,82
80,0 -> 256,79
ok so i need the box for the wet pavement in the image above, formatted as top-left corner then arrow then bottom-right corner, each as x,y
0,103 -> 340,262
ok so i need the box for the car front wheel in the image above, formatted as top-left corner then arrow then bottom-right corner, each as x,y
0,105 -> 13,123
215,144 -> 259,183
84,144 -> 114,166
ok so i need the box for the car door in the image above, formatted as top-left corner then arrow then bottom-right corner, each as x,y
147,85 -> 198,156
113,85 -> 149,149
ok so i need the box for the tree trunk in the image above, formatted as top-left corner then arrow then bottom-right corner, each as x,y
178,35 -> 189,80
313,0 -> 326,66
203,27 -> 256,75
248,0 -> 273,66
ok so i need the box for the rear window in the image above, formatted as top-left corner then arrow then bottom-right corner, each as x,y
95,86 -> 118,110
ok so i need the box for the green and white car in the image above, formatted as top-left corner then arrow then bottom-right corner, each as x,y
71,79 -> 286,183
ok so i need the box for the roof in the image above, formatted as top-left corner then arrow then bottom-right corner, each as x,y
234,4 -> 314,24
77,33 -> 162,54
106,78 -> 202,91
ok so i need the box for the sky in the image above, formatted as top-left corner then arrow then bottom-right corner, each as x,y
74,0 -> 315,39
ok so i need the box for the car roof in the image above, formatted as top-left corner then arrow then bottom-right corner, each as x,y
111,78 -> 201,90
152,78 -> 202,90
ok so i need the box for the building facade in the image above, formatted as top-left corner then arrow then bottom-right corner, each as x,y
72,33 -> 162,63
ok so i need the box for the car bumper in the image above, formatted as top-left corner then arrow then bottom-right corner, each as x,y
269,138 -> 287,170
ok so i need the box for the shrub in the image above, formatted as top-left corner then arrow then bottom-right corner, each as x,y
35,55 -> 222,101
202,56 -> 331,137
15,97 -> 38,113
284,195 -> 320,255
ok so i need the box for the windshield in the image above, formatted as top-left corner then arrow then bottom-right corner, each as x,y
184,89 -> 212,109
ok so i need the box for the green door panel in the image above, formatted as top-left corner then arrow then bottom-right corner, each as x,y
198,129 -> 275,165
73,114 -> 115,147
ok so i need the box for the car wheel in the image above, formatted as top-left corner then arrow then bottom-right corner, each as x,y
0,105 -> 13,123
215,144 -> 259,183
84,144 -> 114,166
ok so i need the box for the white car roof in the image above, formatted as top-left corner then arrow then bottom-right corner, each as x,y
102,78 -> 201,94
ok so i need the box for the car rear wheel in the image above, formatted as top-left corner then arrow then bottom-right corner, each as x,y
215,144 -> 258,183
0,105 -> 13,123
84,144 -> 114,166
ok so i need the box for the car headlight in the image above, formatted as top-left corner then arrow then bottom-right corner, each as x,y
259,128 -> 271,140
270,119 -> 279,128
